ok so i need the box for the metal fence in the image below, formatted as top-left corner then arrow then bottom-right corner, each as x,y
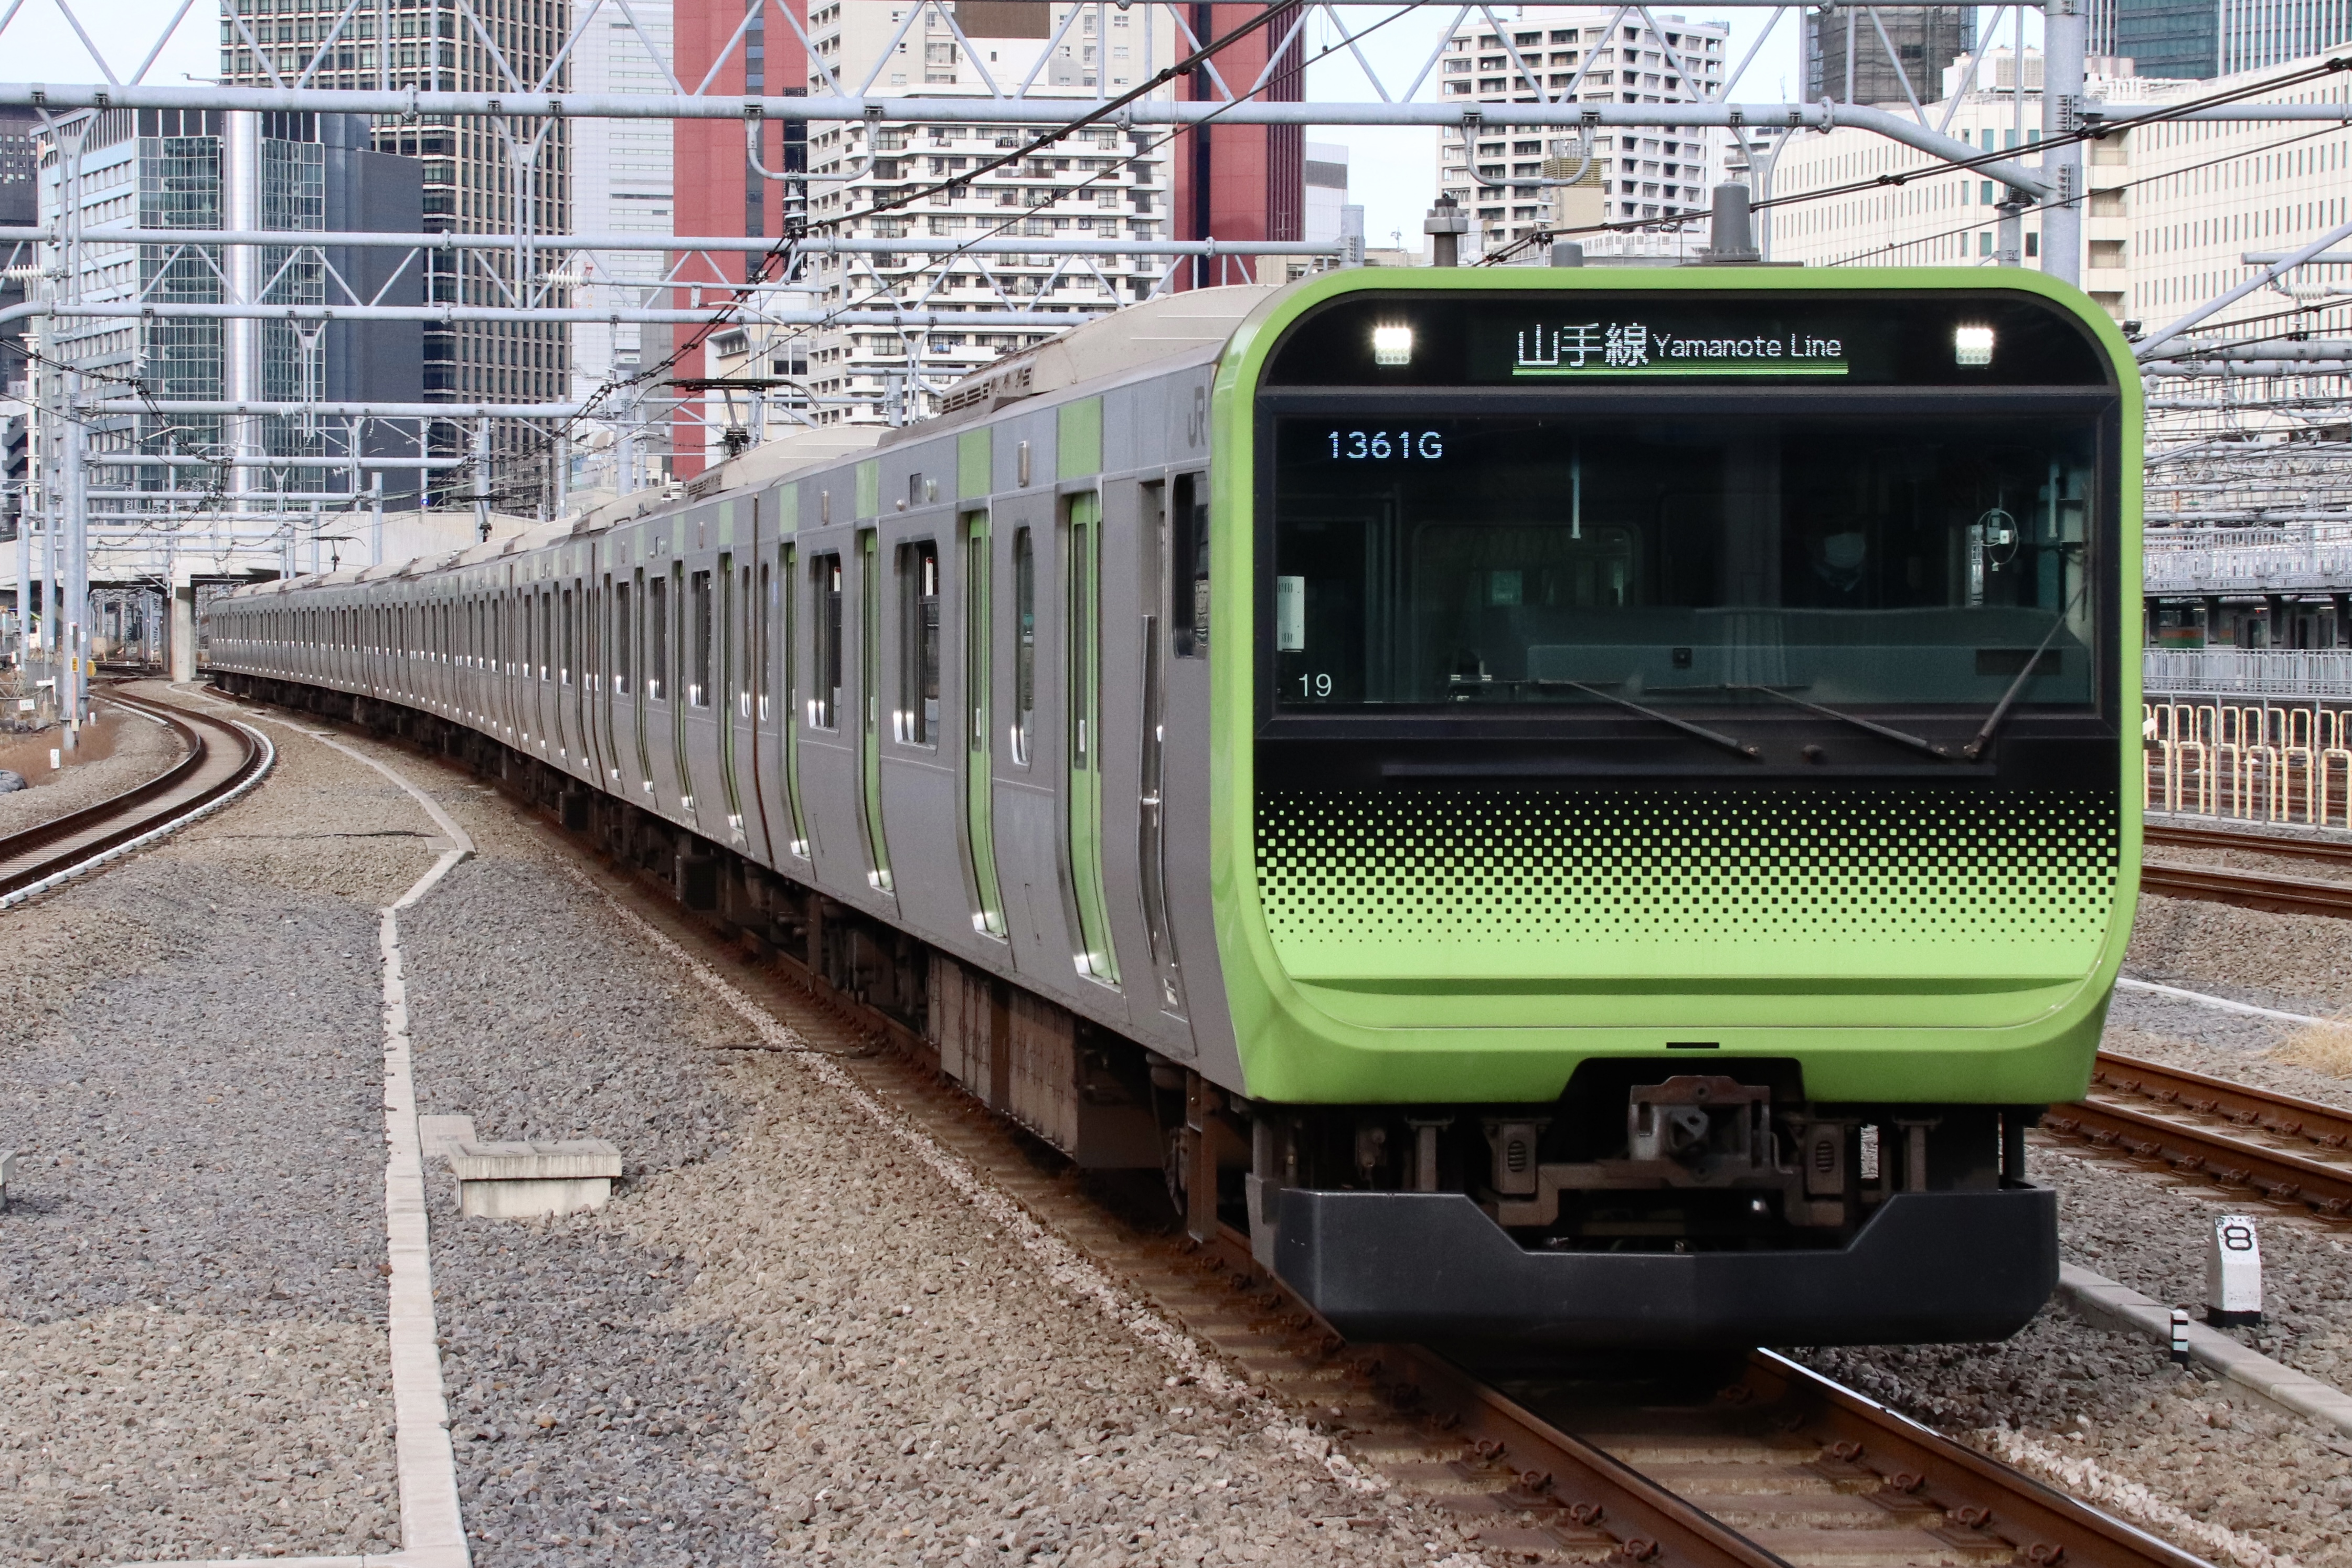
2144,648 -> 2352,696
2143,697 -> 2352,827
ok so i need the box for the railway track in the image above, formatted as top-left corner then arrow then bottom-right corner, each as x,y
0,686 -> 268,903
535,794 -> 2215,1568
2141,820 -> 2352,918
2049,1051 -> 2352,1222
194,684 -> 2225,1568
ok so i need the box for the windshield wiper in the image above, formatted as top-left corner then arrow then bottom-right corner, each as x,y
1963,584 -> 2089,762
1557,681 -> 1760,760
1727,685 -> 1949,759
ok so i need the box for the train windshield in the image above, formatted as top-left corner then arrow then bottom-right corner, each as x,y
1268,414 -> 2098,713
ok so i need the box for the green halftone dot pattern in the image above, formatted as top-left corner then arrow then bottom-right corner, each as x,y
1254,789 -> 2120,972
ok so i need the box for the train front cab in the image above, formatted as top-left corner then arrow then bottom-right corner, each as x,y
1211,270 -> 2141,1352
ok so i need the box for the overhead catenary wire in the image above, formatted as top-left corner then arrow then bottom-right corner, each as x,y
1473,52 -> 2352,268
470,3 -> 1425,509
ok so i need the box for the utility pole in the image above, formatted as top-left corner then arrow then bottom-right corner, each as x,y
10,479 -> 26,669
60,364 -> 84,744
2042,0 -> 2087,287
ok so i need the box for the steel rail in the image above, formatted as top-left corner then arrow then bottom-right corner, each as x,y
2049,1051 -> 2352,1219
2144,821 -> 2352,868
2138,858 -> 2352,918
0,689 -> 264,900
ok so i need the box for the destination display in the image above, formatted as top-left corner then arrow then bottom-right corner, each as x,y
1505,319 -> 1849,377
1261,290 -> 2116,389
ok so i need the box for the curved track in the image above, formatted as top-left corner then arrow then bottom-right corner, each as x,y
2052,1051 -> 2352,1221
0,686 -> 267,902
2141,822 -> 2352,918
205,685 -> 2221,1568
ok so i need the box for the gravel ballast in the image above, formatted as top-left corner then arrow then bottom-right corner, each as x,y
391,808 -> 1485,1568
1808,869 -> 2352,1568
1798,1143 -> 2352,1567
0,685 -> 429,1563
0,702 -> 186,839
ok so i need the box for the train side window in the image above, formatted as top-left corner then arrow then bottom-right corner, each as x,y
858,531 -> 894,892
755,562 -> 771,722
647,573 -> 668,701
689,569 -> 713,707
739,562 -> 754,718
812,552 -> 843,729
782,541 -> 810,856
613,578 -> 633,695
963,513 -> 1004,936
897,539 -> 940,746
1012,526 -> 1035,765
561,588 -> 575,686
1172,472 -> 1208,657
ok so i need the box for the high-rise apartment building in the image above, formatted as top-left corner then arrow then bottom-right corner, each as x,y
774,0 -> 1177,427
1434,6 -> 1727,256
36,110 -> 422,502
219,0 -> 572,506
2094,0 -> 2352,78
1804,5 -> 1975,105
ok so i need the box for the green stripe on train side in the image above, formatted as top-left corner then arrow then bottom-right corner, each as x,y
1058,398 -> 1102,481
959,429 -> 993,499
1206,265 -> 2144,1107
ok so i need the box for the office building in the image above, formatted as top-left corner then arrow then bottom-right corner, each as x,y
2095,0 -> 2352,78
1303,140 -> 1350,247
219,0 -> 572,506
664,0 -> 807,476
571,0 -> 674,405
1805,5 -> 1975,105
36,110 -> 422,500
1176,1 -> 1307,261
0,105 -> 36,546
1434,7 -> 1728,259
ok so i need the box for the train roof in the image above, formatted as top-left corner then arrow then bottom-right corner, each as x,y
225,283 -> 1290,599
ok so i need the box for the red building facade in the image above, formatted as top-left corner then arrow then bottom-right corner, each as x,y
1173,2 -> 1304,285
671,0 -> 805,477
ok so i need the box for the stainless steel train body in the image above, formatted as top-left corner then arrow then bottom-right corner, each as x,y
210,270 -> 2139,1353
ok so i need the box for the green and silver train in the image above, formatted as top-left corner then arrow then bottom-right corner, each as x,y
211,265 -> 2138,1350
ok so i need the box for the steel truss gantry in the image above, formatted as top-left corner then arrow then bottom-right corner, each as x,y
9,0 -> 2352,734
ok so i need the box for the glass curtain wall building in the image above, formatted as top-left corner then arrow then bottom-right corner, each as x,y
2096,0 -> 2352,77
219,0 -> 572,508
37,110 -> 422,506
1803,5 -> 1976,105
